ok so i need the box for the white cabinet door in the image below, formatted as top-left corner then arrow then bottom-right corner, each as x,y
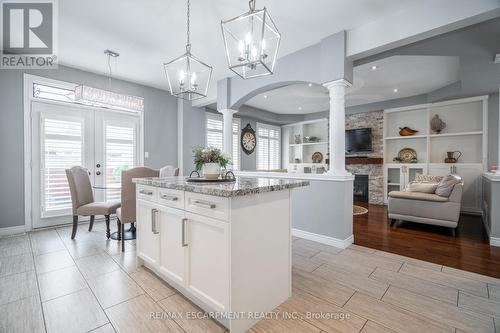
428,164 -> 454,177
136,200 -> 160,267
158,206 -> 187,286
185,212 -> 229,312
456,164 -> 483,213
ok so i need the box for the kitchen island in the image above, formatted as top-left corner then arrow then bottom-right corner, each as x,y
132,176 -> 309,333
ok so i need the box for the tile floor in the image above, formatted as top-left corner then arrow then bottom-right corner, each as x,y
1,221 -> 499,333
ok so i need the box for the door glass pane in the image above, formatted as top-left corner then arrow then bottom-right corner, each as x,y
105,125 -> 135,201
42,118 -> 83,214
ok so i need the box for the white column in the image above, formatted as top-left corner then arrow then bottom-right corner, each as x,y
323,79 -> 352,177
218,108 -> 238,158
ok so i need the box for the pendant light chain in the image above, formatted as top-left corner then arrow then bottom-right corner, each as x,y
186,0 -> 191,50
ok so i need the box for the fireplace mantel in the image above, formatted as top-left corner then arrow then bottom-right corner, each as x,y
346,157 -> 383,165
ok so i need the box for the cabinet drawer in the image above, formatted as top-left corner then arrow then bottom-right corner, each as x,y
185,192 -> 229,221
158,188 -> 184,210
137,185 -> 157,202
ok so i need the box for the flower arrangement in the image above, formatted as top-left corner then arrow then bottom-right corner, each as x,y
192,146 -> 231,172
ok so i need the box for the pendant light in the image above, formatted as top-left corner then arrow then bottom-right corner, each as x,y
221,0 -> 281,79
75,50 -> 145,112
164,0 -> 213,101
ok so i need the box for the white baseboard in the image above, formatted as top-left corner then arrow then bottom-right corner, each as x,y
490,237 -> 500,247
292,228 -> 354,249
0,225 -> 26,237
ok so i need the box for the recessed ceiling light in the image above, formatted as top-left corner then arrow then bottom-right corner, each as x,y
308,83 -> 313,87
263,95 -> 268,99
371,65 -> 378,70
298,106 -> 302,111
393,88 -> 399,93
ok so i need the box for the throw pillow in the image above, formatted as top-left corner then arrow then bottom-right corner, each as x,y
414,174 -> 444,183
406,182 -> 439,193
435,175 -> 461,197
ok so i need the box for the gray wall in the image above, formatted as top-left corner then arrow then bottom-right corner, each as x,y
0,65 -> 178,229
182,104 -> 206,176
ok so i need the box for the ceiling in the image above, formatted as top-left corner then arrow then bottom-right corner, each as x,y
244,55 -> 461,114
58,0 -> 417,91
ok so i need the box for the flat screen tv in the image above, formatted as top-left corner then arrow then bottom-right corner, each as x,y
346,128 -> 372,154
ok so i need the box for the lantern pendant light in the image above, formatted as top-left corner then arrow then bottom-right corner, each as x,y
164,0 -> 213,101
221,0 -> 281,79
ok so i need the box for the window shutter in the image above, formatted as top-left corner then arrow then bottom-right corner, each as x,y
104,125 -> 136,201
205,113 -> 240,170
42,118 -> 83,214
256,123 -> 281,170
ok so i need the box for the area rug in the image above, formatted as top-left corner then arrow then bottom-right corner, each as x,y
353,205 -> 368,215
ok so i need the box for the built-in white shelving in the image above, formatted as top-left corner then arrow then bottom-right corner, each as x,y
282,118 -> 329,173
383,95 -> 488,214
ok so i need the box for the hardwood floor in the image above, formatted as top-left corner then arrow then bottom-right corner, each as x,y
1,221 -> 500,332
354,204 -> 500,278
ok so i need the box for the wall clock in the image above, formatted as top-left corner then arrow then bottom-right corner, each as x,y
241,123 -> 256,155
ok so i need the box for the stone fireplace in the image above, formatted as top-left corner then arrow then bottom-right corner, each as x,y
345,110 -> 384,205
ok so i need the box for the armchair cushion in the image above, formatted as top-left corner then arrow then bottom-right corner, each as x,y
406,182 -> 439,193
77,200 -> 121,216
435,174 -> 462,197
388,191 -> 448,202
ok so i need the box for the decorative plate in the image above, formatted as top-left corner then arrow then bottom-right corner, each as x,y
312,152 -> 323,163
397,148 -> 417,163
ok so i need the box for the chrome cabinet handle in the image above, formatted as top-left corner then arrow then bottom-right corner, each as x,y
181,218 -> 188,247
140,189 -> 153,195
160,194 -> 178,201
192,200 -> 216,209
151,208 -> 159,234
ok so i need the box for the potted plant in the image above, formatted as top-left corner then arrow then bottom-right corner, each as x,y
193,147 -> 230,179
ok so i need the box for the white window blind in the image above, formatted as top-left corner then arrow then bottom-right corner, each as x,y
205,113 -> 240,170
105,125 -> 136,201
257,123 -> 281,170
42,118 -> 83,214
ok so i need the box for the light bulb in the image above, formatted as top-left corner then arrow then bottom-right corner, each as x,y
251,46 -> 257,60
179,70 -> 185,85
190,72 -> 197,86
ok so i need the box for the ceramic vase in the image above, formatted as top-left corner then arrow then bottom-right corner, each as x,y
203,163 -> 220,180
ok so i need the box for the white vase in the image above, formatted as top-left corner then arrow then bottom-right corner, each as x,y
203,163 -> 220,180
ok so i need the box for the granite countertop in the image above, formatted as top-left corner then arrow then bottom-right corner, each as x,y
132,176 -> 309,197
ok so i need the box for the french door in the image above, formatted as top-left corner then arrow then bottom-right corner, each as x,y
31,101 -> 142,228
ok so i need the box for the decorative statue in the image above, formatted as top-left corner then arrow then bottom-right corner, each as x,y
430,114 -> 446,134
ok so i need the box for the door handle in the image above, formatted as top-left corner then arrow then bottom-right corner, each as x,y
96,171 -> 101,176
139,189 -> 153,195
96,163 -> 101,168
151,209 -> 159,234
192,200 -> 216,209
181,218 -> 188,247
160,194 -> 178,201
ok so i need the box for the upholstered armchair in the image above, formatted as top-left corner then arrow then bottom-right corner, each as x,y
65,166 -> 121,239
116,167 -> 159,251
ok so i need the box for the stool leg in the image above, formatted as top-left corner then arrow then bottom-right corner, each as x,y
71,216 -> 78,239
88,215 -> 95,232
105,215 -> 110,239
117,219 -> 122,241
121,223 -> 125,252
